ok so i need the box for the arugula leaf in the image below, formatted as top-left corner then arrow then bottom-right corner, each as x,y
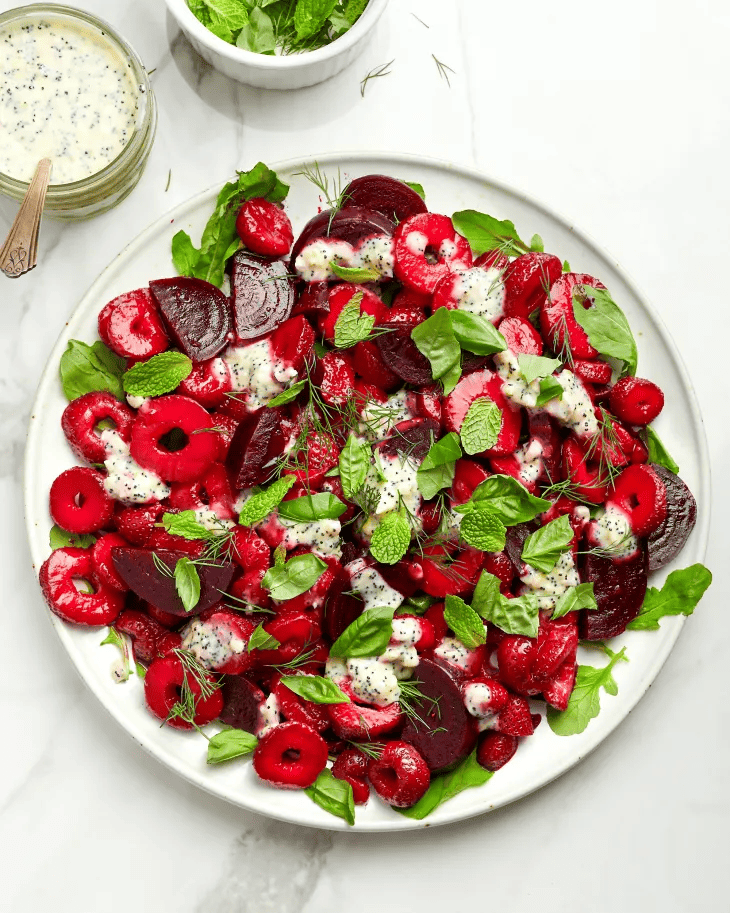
459,506 -> 507,552
443,595 -> 486,648
417,432 -> 462,500
627,564 -> 712,631
397,751 -> 493,820
175,557 -> 201,612
238,475 -> 296,527
472,571 -> 540,638
338,434 -> 371,499
455,474 -> 551,525
123,351 -> 192,398
449,311 -> 507,356
280,674 -> 351,704
517,354 -> 562,385
304,768 -> 355,826
266,378 -> 307,407
330,605 -> 396,659
547,646 -> 628,736
460,396 -> 502,455
49,525 -> 97,550
262,552 -> 328,601
277,492 -> 347,523
571,286 -> 638,376
369,512 -> 411,565
552,582 -> 597,619
333,294 -> 376,348
451,209 -> 529,257
645,426 -> 680,474
207,729 -> 258,764
410,308 -> 462,393
521,514 -> 574,573
59,339 -> 126,402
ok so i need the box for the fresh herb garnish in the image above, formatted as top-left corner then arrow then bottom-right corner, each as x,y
333,293 -> 376,348
279,674 -> 350,704
627,564 -> 712,631
443,595 -> 486,648
520,514 -> 574,574
338,434 -> 371,499
645,425 -> 680,474
369,511 -> 411,564
262,552 -> 328,601
304,768 -> 355,826
360,58 -> 395,97
207,729 -> 258,764
417,432 -> 462,500
397,750 -> 493,820
547,645 -> 629,736
174,556 -> 201,612
330,605 -> 396,659
571,285 -> 638,377
49,524 -> 97,550
459,396 -> 502,455
410,308 -> 462,393
238,475 -> 297,527
123,351 -> 192,398
471,571 -> 540,638
59,339 -> 126,402
277,492 -> 348,523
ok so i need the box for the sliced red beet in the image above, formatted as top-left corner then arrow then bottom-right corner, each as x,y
323,568 -> 364,641
578,545 -> 648,639
378,417 -> 439,462
375,309 -> 433,386
225,406 -> 285,489
341,174 -> 428,223
110,547 -> 234,617
289,206 -> 395,269
400,658 -> 477,772
149,277 -> 232,362
219,675 -> 266,732
647,463 -> 697,572
229,250 -> 295,341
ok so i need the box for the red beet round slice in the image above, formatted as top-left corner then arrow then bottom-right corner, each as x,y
225,406 -> 285,489
400,658 -> 477,772
375,311 -> 433,386
289,206 -> 395,269
229,249 -> 295,341
149,277 -> 232,362
342,175 -> 428,223
323,568 -> 364,641
378,417 -> 439,463
647,463 -> 697,572
219,675 -> 265,732
111,547 -> 234,617
578,545 -> 648,639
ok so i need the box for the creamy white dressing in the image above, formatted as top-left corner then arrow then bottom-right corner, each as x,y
192,508 -> 235,533
452,266 -> 505,321
347,557 -> 405,611
257,692 -> 281,737
513,438 -> 544,485
278,515 -> 342,558
520,549 -> 580,611
359,390 -> 412,441
0,14 -> 141,184
359,452 -> 422,540
463,681 -> 499,725
589,502 -> 638,558
100,428 -> 170,504
294,239 -> 355,282
223,338 -> 296,411
405,230 -> 428,256
181,617 -> 246,671
352,235 -> 395,278
433,636 -> 479,673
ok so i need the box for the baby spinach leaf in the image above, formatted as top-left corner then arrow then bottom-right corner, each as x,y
262,552 -> 328,601
417,432 -> 462,500
330,605 -> 396,659
460,396 -> 502,455
443,595 -> 486,648
645,426 -> 680,474
571,286 -> 638,377
238,475 -> 296,527
280,674 -> 351,704
59,339 -> 126,402
207,729 -> 258,764
547,646 -> 628,736
397,751 -> 493,820
369,512 -> 411,565
123,351 -> 193,398
449,311 -> 506,356
521,514 -> 574,573
175,557 -> 201,612
277,492 -> 347,523
627,564 -> 712,631
304,768 -> 355,826
451,209 -> 528,257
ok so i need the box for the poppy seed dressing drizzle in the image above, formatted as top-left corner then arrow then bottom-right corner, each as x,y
0,14 -> 140,184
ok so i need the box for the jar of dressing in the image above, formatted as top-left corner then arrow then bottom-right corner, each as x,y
0,4 -> 157,220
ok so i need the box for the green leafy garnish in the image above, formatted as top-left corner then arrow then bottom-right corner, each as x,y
443,595 -> 486,648
59,339 -> 126,402
627,564 -> 712,631
304,768 -> 355,826
262,552 -> 328,601
454,474 -> 551,525
645,426 -> 680,474
207,729 -> 258,764
330,605 -> 396,659
535,375 -> 564,408
521,514 -> 574,573
571,285 -> 638,377
397,751 -> 493,820
410,308 -> 462,394
417,432 -> 462,500
277,492 -> 347,523
174,557 -> 201,612
279,674 -> 350,704
547,646 -> 628,736
459,507 -> 507,552
330,263 -> 381,284
338,434 -> 371,499
333,294 -> 376,348
100,626 -> 132,682
122,351 -> 192,398
471,571 -> 540,638
459,396 -> 502,455
161,510 -> 216,540
369,512 -> 411,564
517,354 -> 562,385
552,582 -> 597,620
49,525 -> 97,550
451,209 -> 530,257
449,310 -> 507,356
266,379 -> 307,407
247,622 -> 281,652
238,475 -> 297,527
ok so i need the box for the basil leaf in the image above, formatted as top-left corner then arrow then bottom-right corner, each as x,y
455,474 -> 551,525
552,582 -> 597,619
49,525 -> 97,550
175,557 -> 201,612
162,510 -> 216,540
572,286 -> 638,377
449,310 -> 507,356
238,475 -> 296,527
280,674 -> 350,704
304,768 -> 355,826
236,7 -> 275,54
369,512 -> 411,565
521,515 -> 574,573
266,379 -> 307,407
410,309 -> 462,392
535,375 -> 564,408
330,605 -> 396,659
460,396 -> 502,455
277,493 -> 347,523
627,564 -> 712,631
247,622 -> 281,652
443,595 -> 486,648
530,234 -> 544,252
207,729 -> 258,764
646,426 -> 680,474
333,293 -> 376,348
547,646 -> 628,736
472,571 -> 540,638
517,354 -> 562,384
397,751 -> 493,820
122,351 -> 192,398
59,339 -> 126,402
339,434 -> 371,499
459,506 -> 507,552
404,180 -> 426,200
451,209 -> 528,257
262,552 -> 328,601
330,263 -> 381,284
417,432 -> 462,500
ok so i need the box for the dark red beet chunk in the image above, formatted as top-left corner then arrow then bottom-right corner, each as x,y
579,545 -> 648,639
111,547 -> 234,617
323,568 -> 364,641
229,250 -> 295,341
219,675 -> 265,732
341,175 -> 428,223
289,206 -> 396,270
647,463 -> 697,572
149,277 -> 232,362
375,313 -> 433,386
378,417 -> 439,462
225,407 -> 285,489
400,658 -> 477,772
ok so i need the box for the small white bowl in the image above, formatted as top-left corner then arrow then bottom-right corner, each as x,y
165,0 -> 389,90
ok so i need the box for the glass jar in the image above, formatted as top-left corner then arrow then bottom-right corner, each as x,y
0,4 -> 157,221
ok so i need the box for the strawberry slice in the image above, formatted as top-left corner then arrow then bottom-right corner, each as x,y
235,198 -> 293,257
540,273 -> 603,360
503,252 -> 562,319
562,436 -> 608,504
312,350 -> 356,405
393,212 -> 472,294
327,700 -> 403,740
443,368 -> 521,457
493,694 -> 535,737
541,659 -> 577,711
497,315 -> 543,355
269,314 -> 315,373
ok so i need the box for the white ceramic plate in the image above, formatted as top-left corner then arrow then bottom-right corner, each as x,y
24,153 -> 710,831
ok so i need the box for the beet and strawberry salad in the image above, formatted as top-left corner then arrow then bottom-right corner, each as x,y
38,161 -> 711,825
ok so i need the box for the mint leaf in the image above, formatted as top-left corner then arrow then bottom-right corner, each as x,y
161,510 -> 217,540
472,571 -> 540,637
49,525 -> 97,550
294,0 -> 337,39
330,263 -> 381,284
207,729 -> 258,764
517,354 -> 562,384
175,557 -> 201,612
304,768 -> 355,826
280,674 -> 351,704
521,515 -> 574,573
339,434 -> 371,499
417,432 -> 462,500
455,474 -> 551,525
330,605 -> 396,659
410,308 -> 461,393
451,209 -> 528,257
333,294 -> 375,348
369,512 -> 411,565
547,646 -> 628,735
571,286 -> 638,377
277,493 -> 347,523
645,426 -> 680,474
266,379 -> 307,407
459,506 -> 507,552
627,564 -> 712,631
449,311 -> 507,356
122,351 -> 193,397
59,339 -> 126,402
238,475 -> 296,527
397,750 -> 493,820
460,396 -> 502,455
443,595 -> 486,648
552,582 -> 597,619
247,622 -> 281,652
262,552 -> 328,601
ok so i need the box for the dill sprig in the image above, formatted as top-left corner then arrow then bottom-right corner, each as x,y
360,59 -> 395,97
432,54 -> 455,86
165,648 -> 220,728
398,679 -> 443,731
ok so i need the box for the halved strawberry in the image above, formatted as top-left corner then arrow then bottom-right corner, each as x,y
503,252 -> 562,319
269,315 -> 315,373
497,315 -> 543,355
608,376 -> 665,426
313,350 -> 356,406
327,700 -> 403,740
493,694 -> 535,737
443,368 -> 521,457
319,283 -> 385,343
540,273 -> 603,360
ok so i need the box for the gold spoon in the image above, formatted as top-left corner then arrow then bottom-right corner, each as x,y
0,158 -> 52,278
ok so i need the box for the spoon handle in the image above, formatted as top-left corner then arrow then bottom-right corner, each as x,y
1,158 -> 52,278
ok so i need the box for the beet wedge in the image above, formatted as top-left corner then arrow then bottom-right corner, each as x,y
149,277 -> 232,362
229,250 -> 295,341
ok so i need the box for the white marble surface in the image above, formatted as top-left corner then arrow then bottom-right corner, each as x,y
1,0 -> 727,910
